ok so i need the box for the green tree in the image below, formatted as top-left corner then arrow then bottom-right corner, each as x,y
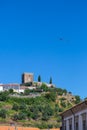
0,91 -> 9,101
9,89 -> 14,94
12,103 -> 19,111
59,107 -> 63,112
12,114 -> 19,121
42,112 -> 49,121
75,95 -> 81,104
24,88 -> 30,95
31,110 -> 39,120
29,105 -> 39,120
0,109 -> 7,118
55,104 -> 59,113
56,88 -> 67,95
40,83 -> 49,92
19,103 -> 26,110
57,116 -> 61,123
60,101 -> 66,108
49,77 -> 52,84
42,105 -> 53,121
45,92 -> 56,101
18,112 -> 26,120
38,75 -> 41,82
27,110 -> 32,119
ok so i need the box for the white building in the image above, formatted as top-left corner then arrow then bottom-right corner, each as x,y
60,100 -> 87,130
0,84 -> 3,92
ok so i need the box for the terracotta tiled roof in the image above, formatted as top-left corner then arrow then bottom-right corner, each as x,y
0,126 -> 40,130
43,128 -> 60,130
50,128 -> 60,130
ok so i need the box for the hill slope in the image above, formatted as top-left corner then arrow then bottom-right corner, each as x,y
0,84 -> 81,129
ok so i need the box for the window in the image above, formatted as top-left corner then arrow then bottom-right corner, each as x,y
82,113 -> 86,130
75,116 -> 79,130
69,124 -> 72,130
64,120 -> 66,130
76,122 -> 78,130
69,118 -> 72,130
64,126 -> 66,130
83,120 -> 86,130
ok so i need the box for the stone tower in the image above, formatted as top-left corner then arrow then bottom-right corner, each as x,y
22,73 -> 34,84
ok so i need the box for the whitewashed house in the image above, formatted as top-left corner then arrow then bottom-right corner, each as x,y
60,100 -> 87,130
0,84 -> 3,92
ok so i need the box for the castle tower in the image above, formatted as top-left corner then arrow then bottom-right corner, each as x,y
22,73 -> 34,84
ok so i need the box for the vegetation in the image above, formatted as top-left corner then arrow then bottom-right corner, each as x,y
75,95 -> 81,104
40,83 -> 49,92
0,85 -> 81,129
49,77 -> 52,84
38,75 -> 41,82
24,89 -> 30,95
21,82 -> 32,86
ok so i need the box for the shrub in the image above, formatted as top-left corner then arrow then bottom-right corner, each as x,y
24,89 -> 30,95
19,103 -> 26,110
12,114 -> 19,121
60,101 -> 66,108
12,103 -> 19,111
45,92 -> 56,101
59,107 -> 63,112
40,83 -> 49,92
55,104 -> 59,113
0,91 -> 9,101
42,105 -> 53,121
0,109 -> 7,118
18,112 -> 26,120
75,95 -> 81,104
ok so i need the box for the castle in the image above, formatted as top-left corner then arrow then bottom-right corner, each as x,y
0,72 -> 52,93
22,73 -> 34,84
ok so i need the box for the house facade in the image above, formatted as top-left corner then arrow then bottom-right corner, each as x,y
60,100 -> 87,130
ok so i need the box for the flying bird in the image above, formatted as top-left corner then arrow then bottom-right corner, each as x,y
59,37 -> 63,41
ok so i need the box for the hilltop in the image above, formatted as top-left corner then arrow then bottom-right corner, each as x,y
0,73 -> 81,129
0,82 -> 81,129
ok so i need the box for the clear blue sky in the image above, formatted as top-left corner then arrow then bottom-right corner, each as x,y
0,0 -> 87,99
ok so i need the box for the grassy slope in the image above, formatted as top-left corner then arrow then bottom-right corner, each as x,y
0,88 -> 80,129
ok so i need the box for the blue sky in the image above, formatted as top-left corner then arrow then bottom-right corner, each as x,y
0,0 -> 87,99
